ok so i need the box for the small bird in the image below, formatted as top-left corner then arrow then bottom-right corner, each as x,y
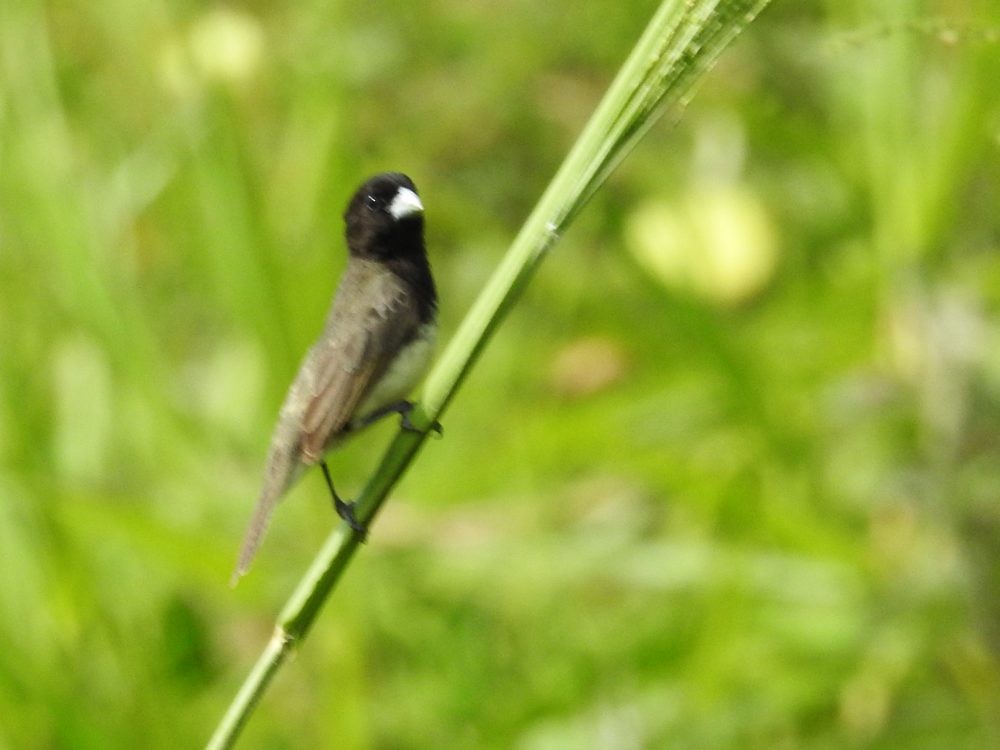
233,172 -> 438,582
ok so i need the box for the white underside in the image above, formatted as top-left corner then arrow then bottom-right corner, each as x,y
356,322 -> 436,419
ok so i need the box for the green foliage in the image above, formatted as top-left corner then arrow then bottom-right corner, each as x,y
1,0 -> 998,748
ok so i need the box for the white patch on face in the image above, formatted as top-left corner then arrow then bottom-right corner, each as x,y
388,187 -> 423,221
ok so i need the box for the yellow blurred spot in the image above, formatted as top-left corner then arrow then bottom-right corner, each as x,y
189,8 -> 265,85
625,185 -> 778,305
158,9 -> 265,97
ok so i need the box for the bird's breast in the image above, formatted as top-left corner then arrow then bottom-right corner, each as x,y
356,321 -> 437,419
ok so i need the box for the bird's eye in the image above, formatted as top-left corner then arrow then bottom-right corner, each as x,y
366,194 -> 379,211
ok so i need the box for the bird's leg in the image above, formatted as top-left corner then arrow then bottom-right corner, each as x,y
320,461 -> 367,540
357,399 -> 443,437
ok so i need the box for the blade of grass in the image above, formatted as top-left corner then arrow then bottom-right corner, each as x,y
207,0 -> 772,746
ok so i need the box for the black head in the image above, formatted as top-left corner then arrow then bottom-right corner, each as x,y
343,172 -> 425,259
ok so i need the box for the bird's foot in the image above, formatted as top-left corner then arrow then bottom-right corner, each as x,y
362,399 -> 442,437
335,498 -> 368,542
322,460 -> 368,541
398,403 -> 443,438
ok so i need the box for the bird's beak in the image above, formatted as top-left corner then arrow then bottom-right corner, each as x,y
389,187 -> 424,220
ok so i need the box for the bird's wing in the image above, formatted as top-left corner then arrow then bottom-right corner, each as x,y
299,272 -> 417,461
231,268 -> 418,583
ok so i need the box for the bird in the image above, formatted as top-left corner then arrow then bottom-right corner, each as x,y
232,172 -> 438,582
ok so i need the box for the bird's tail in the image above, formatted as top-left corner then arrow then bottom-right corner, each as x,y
231,493 -> 278,586
230,445 -> 303,586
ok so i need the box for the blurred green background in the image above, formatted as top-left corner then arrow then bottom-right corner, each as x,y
2,0 -> 999,747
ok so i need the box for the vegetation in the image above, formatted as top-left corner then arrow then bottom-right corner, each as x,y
1,0 -> 998,748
